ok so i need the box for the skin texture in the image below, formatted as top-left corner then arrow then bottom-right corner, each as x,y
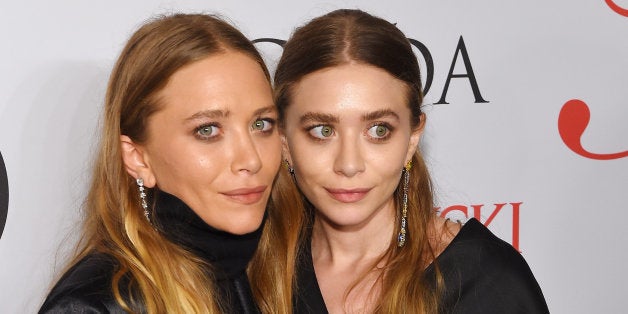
283,63 -> 421,233
282,63 -> 423,312
121,51 -> 281,235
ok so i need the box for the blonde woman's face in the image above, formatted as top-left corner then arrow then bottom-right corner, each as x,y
282,64 -> 421,231
141,52 -> 280,235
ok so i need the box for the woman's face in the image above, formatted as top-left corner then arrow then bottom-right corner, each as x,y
282,63 -> 422,230
138,51 -> 280,234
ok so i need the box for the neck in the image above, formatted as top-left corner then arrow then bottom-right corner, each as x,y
152,190 -> 264,279
310,198 -> 396,267
309,199 -> 397,314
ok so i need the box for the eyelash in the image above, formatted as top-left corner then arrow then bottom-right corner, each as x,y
366,122 -> 394,142
193,117 -> 277,141
194,123 -> 222,141
305,124 -> 334,142
303,122 -> 395,142
252,117 -> 277,134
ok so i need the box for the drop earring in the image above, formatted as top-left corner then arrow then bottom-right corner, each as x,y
397,161 -> 412,247
285,159 -> 295,178
136,178 -> 150,223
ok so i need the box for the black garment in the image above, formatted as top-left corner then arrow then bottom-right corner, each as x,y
40,191 -> 263,314
294,218 -> 549,314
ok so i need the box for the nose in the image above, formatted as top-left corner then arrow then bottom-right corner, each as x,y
230,132 -> 263,174
333,133 -> 365,177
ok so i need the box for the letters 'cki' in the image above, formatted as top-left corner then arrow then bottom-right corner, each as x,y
438,202 -> 522,251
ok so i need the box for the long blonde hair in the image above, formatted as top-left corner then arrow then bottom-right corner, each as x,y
274,9 -> 444,313
63,13 -> 298,313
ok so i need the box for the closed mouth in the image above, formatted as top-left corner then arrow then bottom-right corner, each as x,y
221,186 -> 267,204
325,187 -> 371,203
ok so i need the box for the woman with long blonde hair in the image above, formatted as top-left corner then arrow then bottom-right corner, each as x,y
40,13 -> 299,313
274,9 -> 548,313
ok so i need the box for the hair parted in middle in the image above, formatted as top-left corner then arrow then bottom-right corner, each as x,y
273,9 -> 444,313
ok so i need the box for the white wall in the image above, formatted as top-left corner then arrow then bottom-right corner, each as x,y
1,1 -> 626,312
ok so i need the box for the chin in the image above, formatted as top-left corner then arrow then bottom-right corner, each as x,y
223,212 -> 266,235
227,224 -> 262,235
318,211 -> 371,229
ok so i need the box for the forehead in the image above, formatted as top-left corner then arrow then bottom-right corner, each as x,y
155,51 -> 271,116
290,63 -> 409,116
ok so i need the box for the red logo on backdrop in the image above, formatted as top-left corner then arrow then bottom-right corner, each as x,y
558,99 -> 628,160
606,0 -> 628,17
437,202 -> 522,251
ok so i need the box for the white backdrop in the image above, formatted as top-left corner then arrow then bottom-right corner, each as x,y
1,1 -> 627,313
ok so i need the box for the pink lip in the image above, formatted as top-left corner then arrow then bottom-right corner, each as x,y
325,188 -> 371,203
221,186 -> 267,205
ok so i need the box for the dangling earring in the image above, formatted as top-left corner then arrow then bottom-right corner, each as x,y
136,178 -> 150,223
285,159 -> 295,178
397,160 -> 412,247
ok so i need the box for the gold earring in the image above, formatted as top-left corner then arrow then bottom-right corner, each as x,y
398,161 -> 412,247
284,159 -> 294,174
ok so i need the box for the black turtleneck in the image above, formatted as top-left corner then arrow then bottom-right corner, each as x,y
40,191 -> 264,314
153,190 -> 263,314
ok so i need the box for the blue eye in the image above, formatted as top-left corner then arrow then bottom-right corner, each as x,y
309,125 -> 334,139
367,124 -> 391,140
196,125 -> 219,139
252,119 -> 274,132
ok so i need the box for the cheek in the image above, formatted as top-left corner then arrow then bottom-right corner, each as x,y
149,147 -> 180,178
259,140 -> 282,172
179,152 -> 217,180
368,145 -> 407,165
196,155 -> 214,171
294,159 -> 336,199
289,141 -> 330,173
372,131 -> 412,162
167,142 -> 223,179
380,163 -> 404,183
361,144 -> 407,178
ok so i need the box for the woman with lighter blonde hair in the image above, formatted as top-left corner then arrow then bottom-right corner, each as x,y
274,9 -> 549,313
40,13 -> 300,313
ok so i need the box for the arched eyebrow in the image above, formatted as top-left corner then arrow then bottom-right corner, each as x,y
299,112 -> 339,124
362,109 -> 400,122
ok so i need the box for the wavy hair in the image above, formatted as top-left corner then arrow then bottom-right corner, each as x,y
274,9 -> 444,313
60,13 -> 297,313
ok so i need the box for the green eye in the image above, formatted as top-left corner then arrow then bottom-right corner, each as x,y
197,125 -> 218,137
252,119 -> 273,132
321,126 -> 333,137
253,120 -> 264,130
310,125 -> 334,139
368,124 -> 390,139
375,125 -> 387,137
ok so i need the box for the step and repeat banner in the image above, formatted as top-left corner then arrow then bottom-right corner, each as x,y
1,0 -> 626,312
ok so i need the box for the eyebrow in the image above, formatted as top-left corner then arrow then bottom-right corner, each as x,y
185,109 -> 230,121
252,105 -> 277,116
362,109 -> 400,122
299,112 -> 339,124
184,105 -> 276,122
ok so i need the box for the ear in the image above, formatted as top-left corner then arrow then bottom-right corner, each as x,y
404,113 -> 426,165
120,135 -> 156,188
